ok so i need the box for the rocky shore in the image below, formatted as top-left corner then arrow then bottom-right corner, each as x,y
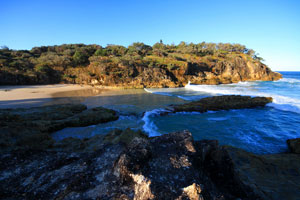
1,95 -> 299,200
1,130 -> 299,200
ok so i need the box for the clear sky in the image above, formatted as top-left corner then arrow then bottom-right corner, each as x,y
0,0 -> 299,71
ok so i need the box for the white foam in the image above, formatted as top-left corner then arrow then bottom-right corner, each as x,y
144,88 -> 179,97
142,108 -> 168,137
144,88 -> 154,93
185,82 -> 300,114
277,78 -> 300,84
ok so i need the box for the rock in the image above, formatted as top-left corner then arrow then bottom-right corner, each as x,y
181,183 -> 203,200
67,55 -> 282,88
113,130 -> 222,199
287,138 -> 300,153
0,104 -> 118,152
205,146 -> 300,200
1,130 -> 299,200
171,95 -> 272,113
104,128 -> 149,145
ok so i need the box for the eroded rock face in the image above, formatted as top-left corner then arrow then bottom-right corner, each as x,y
0,104 -> 118,152
170,95 -> 273,113
69,56 -> 282,88
1,130 -> 299,200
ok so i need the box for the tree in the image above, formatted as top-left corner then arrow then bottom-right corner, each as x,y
128,42 -> 152,56
73,50 -> 88,65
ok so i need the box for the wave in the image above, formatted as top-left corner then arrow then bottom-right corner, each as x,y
185,83 -> 300,114
142,108 -> 169,137
277,78 -> 300,84
144,88 -> 154,93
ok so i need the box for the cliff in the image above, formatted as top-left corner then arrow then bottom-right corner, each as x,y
0,43 -> 281,87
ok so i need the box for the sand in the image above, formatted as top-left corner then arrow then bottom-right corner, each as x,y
0,84 -> 98,101
0,84 -> 111,108
0,84 -> 149,108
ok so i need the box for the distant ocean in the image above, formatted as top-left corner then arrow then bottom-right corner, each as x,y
53,71 -> 300,154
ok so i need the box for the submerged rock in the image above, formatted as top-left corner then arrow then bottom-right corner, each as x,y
0,104 -> 118,152
1,130 -> 299,200
171,95 -> 272,113
287,138 -> 300,154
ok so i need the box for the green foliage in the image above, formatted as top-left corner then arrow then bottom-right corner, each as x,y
73,50 -> 89,65
128,42 -> 152,56
106,45 -> 127,56
94,48 -> 107,56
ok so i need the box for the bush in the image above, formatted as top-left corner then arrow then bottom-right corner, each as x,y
94,48 -> 107,56
73,50 -> 89,65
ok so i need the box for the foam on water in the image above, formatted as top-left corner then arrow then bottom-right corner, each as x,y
277,78 -> 300,84
185,81 -> 300,114
142,108 -> 168,137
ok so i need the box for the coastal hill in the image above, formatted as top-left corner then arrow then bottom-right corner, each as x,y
0,42 -> 281,87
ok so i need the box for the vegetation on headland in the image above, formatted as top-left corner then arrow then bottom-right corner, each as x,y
0,42 -> 281,87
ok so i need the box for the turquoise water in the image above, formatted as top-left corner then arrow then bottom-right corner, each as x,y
53,71 -> 300,154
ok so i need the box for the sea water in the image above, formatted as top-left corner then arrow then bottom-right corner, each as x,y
53,71 -> 300,154
143,71 -> 300,154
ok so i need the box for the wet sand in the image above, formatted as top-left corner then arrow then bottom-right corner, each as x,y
0,84 -> 182,109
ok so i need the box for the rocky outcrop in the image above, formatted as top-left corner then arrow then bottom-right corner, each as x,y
0,104 -> 118,152
168,95 -> 273,113
69,56 -> 282,88
1,130 -> 300,200
287,138 -> 300,153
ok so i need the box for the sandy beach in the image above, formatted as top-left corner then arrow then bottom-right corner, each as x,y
0,84 -> 153,109
0,84 -> 110,108
0,84 -> 99,101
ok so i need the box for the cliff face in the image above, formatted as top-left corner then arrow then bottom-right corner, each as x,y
68,56 -> 281,88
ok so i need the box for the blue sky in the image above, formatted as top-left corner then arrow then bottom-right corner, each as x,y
0,0 -> 299,71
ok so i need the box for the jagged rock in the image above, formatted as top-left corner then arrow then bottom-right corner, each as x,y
0,104 -> 118,152
69,56 -> 282,88
287,138 -> 300,153
1,130 -> 299,200
171,95 -> 272,113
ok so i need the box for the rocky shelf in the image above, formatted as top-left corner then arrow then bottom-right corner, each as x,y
0,104 -> 118,151
1,130 -> 299,200
168,95 -> 273,113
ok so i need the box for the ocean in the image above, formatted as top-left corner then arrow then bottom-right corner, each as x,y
53,71 -> 300,154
